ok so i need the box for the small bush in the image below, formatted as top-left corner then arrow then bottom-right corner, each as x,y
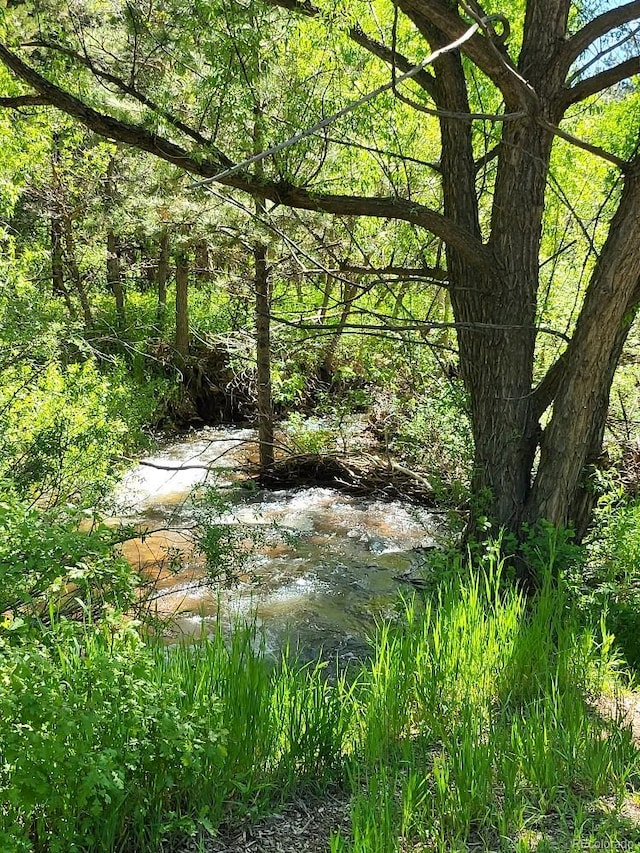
569,492 -> 640,670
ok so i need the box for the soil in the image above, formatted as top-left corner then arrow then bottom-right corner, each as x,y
177,792 -> 351,853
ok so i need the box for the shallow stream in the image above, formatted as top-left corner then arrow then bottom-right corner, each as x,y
113,427 -> 441,660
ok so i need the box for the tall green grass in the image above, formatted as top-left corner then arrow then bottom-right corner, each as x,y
336,558 -> 639,852
1,553 -> 638,852
0,617 -> 353,852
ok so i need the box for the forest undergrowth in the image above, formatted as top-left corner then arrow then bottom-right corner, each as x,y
2,540 -> 640,853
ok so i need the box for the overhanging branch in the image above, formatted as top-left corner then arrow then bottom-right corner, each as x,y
0,94 -> 49,107
0,41 -> 492,268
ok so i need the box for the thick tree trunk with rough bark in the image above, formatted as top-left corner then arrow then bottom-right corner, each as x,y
526,169 -> 640,531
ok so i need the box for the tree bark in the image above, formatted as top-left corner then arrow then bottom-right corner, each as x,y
415,3 -> 570,541
105,159 -> 125,328
155,228 -> 170,331
174,250 -> 190,363
526,166 -> 640,532
194,239 -> 211,285
106,231 -> 125,328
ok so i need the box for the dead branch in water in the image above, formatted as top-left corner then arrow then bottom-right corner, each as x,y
253,451 -> 435,505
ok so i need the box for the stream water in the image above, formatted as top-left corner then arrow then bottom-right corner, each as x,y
113,427 -> 442,661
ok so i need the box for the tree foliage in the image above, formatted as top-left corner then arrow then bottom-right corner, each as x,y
0,0 -> 639,571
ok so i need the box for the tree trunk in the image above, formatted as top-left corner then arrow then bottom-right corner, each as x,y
321,279 -> 358,377
175,250 -> 190,362
253,106 -> 275,472
51,212 -> 75,316
194,239 -> 211,285
255,241 -> 274,470
156,229 -> 170,331
417,9 -> 564,543
50,136 -> 75,317
526,167 -> 640,532
319,273 -> 333,323
105,159 -> 125,328
50,207 -> 64,296
106,231 -> 125,328
62,214 -> 93,328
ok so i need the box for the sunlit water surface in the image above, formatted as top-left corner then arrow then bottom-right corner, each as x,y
112,427 -> 441,660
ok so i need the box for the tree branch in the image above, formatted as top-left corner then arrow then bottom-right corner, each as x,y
0,93 -> 49,107
537,117 -> 628,170
267,0 -> 436,96
397,0 -> 537,111
23,38 -> 234,166
560,1 -> 640,70
563,56 -> 640,106
0,42 -> 492,268
338,263 -> 448,281
531,352 -> 567,420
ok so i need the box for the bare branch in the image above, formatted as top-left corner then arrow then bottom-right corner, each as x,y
531,352 -> 567,420
563,56 -> 640,106
390,77 -> 526,121
338,263 -> 448,281
475,143 -> 500,173
567,23 -> 640,85
271,314 -> 571,342
560,1 -> 640,71
537,117 -> 628,170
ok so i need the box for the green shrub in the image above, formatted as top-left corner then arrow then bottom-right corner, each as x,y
0,622 -> 227,852
391,378 -> 473,500
282,412 -> 338,454
0,485 -> 135,625
568,493 -> 640,670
